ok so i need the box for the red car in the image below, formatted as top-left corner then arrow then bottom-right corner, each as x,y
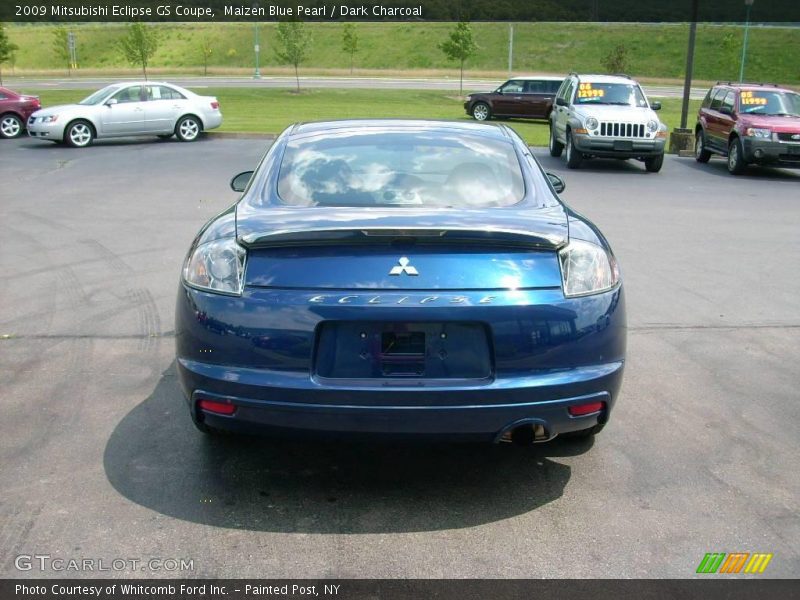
695,82 -> 800,174
0,87 -> 41,139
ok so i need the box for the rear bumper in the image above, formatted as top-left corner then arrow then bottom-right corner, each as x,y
742,138 -> 800,167
177,357 -> 624,442
573,133 -> 665,158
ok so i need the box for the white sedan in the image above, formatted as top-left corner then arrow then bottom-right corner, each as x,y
27,82 -> 222,147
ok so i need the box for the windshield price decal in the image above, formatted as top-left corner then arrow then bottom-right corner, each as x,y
741,91 -> 767,106
577,83 -> 605,99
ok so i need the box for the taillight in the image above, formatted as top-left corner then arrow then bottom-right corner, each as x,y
198,399 -> 236,415
210,101 -> 219,109
568,401 -> 605,416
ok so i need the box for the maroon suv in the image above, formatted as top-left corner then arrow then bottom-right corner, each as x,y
464,76 -> 563,122
0,87 -> 41,139
695,82 -> 800,174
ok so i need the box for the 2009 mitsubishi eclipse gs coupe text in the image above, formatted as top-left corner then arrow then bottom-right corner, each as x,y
175,120 -> 626,446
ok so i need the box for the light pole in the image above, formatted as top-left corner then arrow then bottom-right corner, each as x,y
738,0 -> 754,82
253,2 -> 261,79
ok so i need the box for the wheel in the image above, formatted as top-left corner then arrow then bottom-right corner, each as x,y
65,120 -> 94,148
695,129 -> 711,163
727,137 -> 747,175
157,134 -> 173,140
561,423 -> 605,439
0,113 -> 23,139
175,115 -> 201,142
644,153 -> 664,173
471,102 -> 491,122
549,124 -> 564,157
565,130 -> 582,169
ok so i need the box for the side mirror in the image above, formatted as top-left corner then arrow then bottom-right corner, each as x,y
105,98 -> 118,107
230,171 -> 254,192
546,172 -> 566,194
651,101 -> 661,111
555,97 -> 568,107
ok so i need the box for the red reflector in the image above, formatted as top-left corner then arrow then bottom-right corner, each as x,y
568,401 -> 605,416
198,399 -> 236,415
210,101 -> 219,109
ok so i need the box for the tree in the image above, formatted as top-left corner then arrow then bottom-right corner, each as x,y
118,22 -> 159,79
199,36 -> 213,76
439,22 -> 477,95
0,23 -> 19,86
342,23 -> 358,74
602,44 -> 629,75
52,26 -> 72,77
274,20 -> 311,93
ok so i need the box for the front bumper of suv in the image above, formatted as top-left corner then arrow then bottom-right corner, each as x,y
573,133 -> 666,158
742,137 -> 800,167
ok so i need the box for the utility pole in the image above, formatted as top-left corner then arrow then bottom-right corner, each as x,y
739,0 -> 755,82
679,0 -> 699,130
253,2 -> 261,79
508,24 -> 513,76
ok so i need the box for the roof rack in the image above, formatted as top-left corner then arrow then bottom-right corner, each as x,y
715,81 -> 780,87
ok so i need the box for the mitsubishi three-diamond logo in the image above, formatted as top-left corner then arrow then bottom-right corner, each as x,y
389,256 -> 419,276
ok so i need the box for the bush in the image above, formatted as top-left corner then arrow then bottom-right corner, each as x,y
602,44 -> 629,74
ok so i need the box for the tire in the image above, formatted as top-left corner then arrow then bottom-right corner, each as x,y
695,129 -> 711,163
471,102 -> 491,122
175,115 -> 202,142
727,137 -> 747,175
549,124 -> 564,157
64,120 -> 94,148
0,113 -> 24,139
562,423 -> 605,439
644,153 -> 664,173
565,130 -> 582,169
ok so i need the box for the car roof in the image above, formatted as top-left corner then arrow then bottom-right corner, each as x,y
289,119 -> 515,141
714,82 -> 795,93
506,75 -> 563,81
572,74 -> 638,84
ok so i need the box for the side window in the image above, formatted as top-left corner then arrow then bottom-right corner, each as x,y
701,88 -> 714,109
563,80 -> 576,104
548,80 -> 563,94
147,86 -> 186,101
0,93 -> 7,100
501,80 -> 525,93
113,86 -> 144,104
709,88 -> 725,111
721,91 -> 735,113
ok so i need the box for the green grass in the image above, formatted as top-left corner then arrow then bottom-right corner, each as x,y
20,87 -> 702,146
5,22 -> 800,84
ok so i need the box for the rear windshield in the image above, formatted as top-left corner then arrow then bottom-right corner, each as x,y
276,130 -> 526,208
738,90 -> 800,116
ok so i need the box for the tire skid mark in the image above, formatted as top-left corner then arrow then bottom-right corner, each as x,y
0,503 -> 43,566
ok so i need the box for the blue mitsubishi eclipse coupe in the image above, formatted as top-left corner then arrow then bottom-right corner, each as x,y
175,120 -> 626,445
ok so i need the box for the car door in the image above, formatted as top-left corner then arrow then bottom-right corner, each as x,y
144,85 -> 187,133
98,85 -> 146,136
715,91 -> 737,151
552,78 -> 575,142
704,88 -> 728,151
493,80 -> 526,117
524,80 -> 556,119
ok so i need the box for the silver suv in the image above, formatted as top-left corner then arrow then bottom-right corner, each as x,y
549,73 -> 667,172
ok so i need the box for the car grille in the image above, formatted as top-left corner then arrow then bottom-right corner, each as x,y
776,132 -> 800,142
598,122 -> 647,138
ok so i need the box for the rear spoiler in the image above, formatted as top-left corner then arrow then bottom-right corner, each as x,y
239,227 -> 565,250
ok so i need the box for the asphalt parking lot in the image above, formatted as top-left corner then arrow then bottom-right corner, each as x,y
1,133 -> 798,578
